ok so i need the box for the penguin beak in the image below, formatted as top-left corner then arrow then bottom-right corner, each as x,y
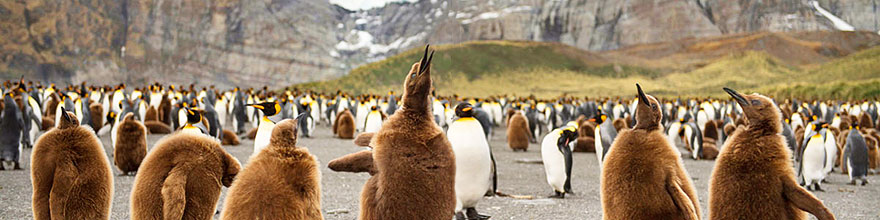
249,104 -> 264,110
723,88 -> 748,107
418,45 -> 435,75
60,107 -> 71,122
636,83 -> 649,107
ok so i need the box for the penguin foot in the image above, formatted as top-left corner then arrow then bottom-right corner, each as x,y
548,191 -> 565,199
861,180 -> 869,186
813,184 -> 825,192
455,212 -> 466,220
848,180 -> 857,185
12,162 -> 22,170
465,208 -> 490,220
484,191 -> 496,197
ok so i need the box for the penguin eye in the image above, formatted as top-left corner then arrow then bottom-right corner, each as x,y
751,100 -> 762,106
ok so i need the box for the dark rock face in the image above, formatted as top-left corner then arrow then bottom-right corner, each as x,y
1,0 -> 878,87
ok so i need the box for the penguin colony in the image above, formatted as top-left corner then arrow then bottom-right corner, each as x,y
2,46 -> 879,219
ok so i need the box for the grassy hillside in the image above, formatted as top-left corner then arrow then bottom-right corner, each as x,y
297,38 -> 880,99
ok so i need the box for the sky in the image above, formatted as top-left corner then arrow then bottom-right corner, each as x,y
329,0 -> 419,10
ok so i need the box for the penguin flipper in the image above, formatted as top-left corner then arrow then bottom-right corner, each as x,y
328,150 -> 376,175
666,177 -> 699,220
161,168 -> 188,220
354,132 -> 375,147
557,142 -> 573,193
781,177 -> 835,220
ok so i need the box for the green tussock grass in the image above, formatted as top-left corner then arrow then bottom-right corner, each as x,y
297,41 -> 880,99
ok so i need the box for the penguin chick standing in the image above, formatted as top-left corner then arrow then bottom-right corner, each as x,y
250,102 -> 280,156
447,103 -> 492,219
221,115 -> 323,220
331,46 -> 455,220
541,124 -> 578,199
601,84 -> 700,220
507,111 -> 530,151
709,88 -> 834,220
335,109 -> 355,139
130,132 -> 241,220
31,108 -> 113,219
115,112 -> 147,175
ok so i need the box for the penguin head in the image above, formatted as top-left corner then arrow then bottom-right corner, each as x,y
123,112 -> 137,122
105,111 -> 117,126
557,127 -> 578,147
249,102 -> 280,117
370,105 -> 378,111
185,107 -> 202,124
590,112 -> 607,124
270,114 -> 307,148
723,88 -> 780,133
454,103 -> 475,118
633,84 -> 662,130
57,106 -> 79,129
402,45 -> 435,110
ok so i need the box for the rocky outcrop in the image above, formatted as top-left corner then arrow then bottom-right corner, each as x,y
1,0 -> 878,87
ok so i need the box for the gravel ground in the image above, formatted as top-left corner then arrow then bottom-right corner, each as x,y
1,123 -> 879,219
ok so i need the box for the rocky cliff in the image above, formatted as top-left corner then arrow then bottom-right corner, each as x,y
1,0 -> 878,88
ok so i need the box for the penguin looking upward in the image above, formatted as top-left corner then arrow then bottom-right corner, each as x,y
448,103 -> 493,219
0,93 -> 24,170
250,101 -> 281,156
709,88 -> 834,220
330,45 -> 456,220
601,84 -> 700,220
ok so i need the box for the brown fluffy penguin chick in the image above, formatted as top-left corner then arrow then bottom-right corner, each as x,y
575,120 -> 597,152
700,143 -> 719,160
612,118 -> 629,132
221,129 -> 240,145
221,119 -> 323,220
245,127 -> 258,139
703,120 -> 719,141
864,135 -> 880,171
41,118 -> 54,131
331,46 -> 456,220
709,88 -> 834,220
601,84 -> 701,220
89,103 -> 104,130
859,113 -> 874,129
507,111 -> 530,151
115,113 -> 148,175
130,133 -> 241,220
335,109 -> 355,139
723,123 -> 736,137
143,121 -> 172,134
144,106 -> 158,121
31,110 -> 113,220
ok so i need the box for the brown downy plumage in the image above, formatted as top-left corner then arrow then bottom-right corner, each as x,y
130,133 -> 240,220
115,113 -> 148,175
507,111 -> 530,151
574,121 -> 597,152
222,118 -> 323,220
859,114 -> 874,129
221,129 -> 240,146
245,127 -> 258,140
612,118 -> 629,132
143,121 -> 172,134
703,120 -> 719,141
41,118 -> 54,131
709,88 -> 834,220
329,46 -> 455,220
864,135 -> 879,171
31,109 -> 113,220
144,106 -> 158,121
89,103 -> 104,130
158,94 -> 172,125
601,84 -> 700,220
335,109 -> 355,139
328,149 -> 376,175
723,123 -> 736,138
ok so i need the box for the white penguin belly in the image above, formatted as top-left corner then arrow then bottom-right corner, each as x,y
594,126 -> 604,168
541,131 -> 566,193
355,107 -> 367,132
823,134 -> 837,174
802,136 -> 827,183
253,120 -> 275,155
364,112 -> 383,133
448,120 -> 492,210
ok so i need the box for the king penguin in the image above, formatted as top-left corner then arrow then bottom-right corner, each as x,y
363,105 -> 384,133
843,123 -> 870,186
797,122 -> 827,191
251,101 -> 281,156
0,93 -> 24,170
447,103 -> 493,219
709,88 -> 834,220
180,107 -> 209,135
541,123 -> 578,198
592,111 -> 617,168
298,104 -> 316,138
31,107 -> 113,219
601,84 -> 701,220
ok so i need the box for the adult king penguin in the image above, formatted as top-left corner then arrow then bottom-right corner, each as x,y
250,101 -> 281,155
0,93 -> 24,170
797,122 -> 828,191
843,123 -> 870,186
541,123 -> 578,199
709,88 -> 834,220
448,103 -> 492,219
363,105 -> 384,133
601,84 -> 700,220
592,111 -> 617,168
